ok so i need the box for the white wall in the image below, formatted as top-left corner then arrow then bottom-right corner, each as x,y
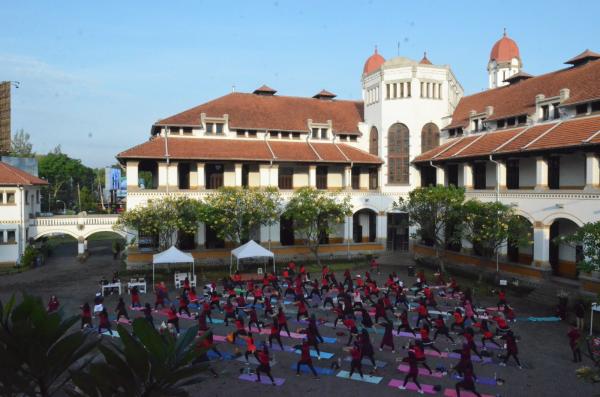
560,154 -> 585,188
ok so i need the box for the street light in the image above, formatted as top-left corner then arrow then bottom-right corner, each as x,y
56,200 -> 66,215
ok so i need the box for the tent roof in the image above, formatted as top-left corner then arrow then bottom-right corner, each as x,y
231,240 -> 274,260
153,245 -> 194,264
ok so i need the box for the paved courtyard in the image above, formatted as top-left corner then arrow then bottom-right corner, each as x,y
0,245 -> 597,397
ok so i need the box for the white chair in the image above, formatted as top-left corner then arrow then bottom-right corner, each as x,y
257,267 -> 264,276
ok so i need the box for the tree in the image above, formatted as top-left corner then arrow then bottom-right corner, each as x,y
461,200 -> 531,280
38,152 -> 95,212
560,221 -> 600,273
396,185 -> 465,272
10,129 -> 34,157
115,197 -> 203,250
283,187 -> 352,267
0,294 -> 98,397
70,319 -> 207,397
200,187 -> 282,246
78,186 -> 96,212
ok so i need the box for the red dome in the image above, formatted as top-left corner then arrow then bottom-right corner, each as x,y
490,31 -> 520,62
363,47 -> 385,74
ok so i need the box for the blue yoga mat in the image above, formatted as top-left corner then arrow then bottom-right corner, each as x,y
336,370 -> 383,384
291,364 -> 335,376
207,350 -> 235,360
343,356 -> 387,368
294,349 -> 334,359
516,316 -> 560,322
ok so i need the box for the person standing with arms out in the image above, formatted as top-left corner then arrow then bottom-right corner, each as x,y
398,349 -> 424,394
348,342 -> 364,379
98,308 -> 112,335
499,331 -> 522,369
255,345 -> 276,385
379,320 -> 396,353
397,309 -> 416,336
358,328 -> 377,373
433,314 -> 454,343
296,339 -> 320,379
268,319 -> 284,350
277,306 -> 292,337
130,286 -> 141,308
454,364 -> 482,397
47,295 -> 59,313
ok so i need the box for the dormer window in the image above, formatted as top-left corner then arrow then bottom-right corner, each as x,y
553,103 -> 561,119
321,128 -> 328,139
473,119 -> 479,131
281,131 -> 290,139
507,117 -> 516,127
205,122 -> 224,135
542,105 -> 550,121
270,131 -> 279,139
206,123 -> 214,134
576,103 -> 588,115
592,101 -> 600,113
312,128 -> 319,139
517,115 -> 527,125
182,127 -> 192,135
169,127 -> 180,135
497,119 -> 505,129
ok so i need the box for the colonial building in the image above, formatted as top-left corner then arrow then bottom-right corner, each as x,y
0,161 -> 46,265
117,33 -> 600,292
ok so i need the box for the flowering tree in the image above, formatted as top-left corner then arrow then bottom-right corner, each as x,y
560,221 -> 600,274
283,187 -> 352,267
396,185 -> 465,272
115,197 -> 203,250
461,200 -> 531,278
200,187 -> 282,246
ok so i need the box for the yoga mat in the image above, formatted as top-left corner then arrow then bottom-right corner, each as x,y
155,308 -> 197,321
269,344 -> 297,353
293,349 -> 334,359
236,355 -> 277,366
291,364 -> 335,376
336,370 -> 383,384
397,364 -> 443,378
343,356 -> 387,368
238,374 -> 285,386
129,306 -> 145,311
101,331 -> 120,338
444,389 -> 494,397
207,350 -> 235,360
517,316 -> 560,322
452,374 -> 497,386
387,379 -> 437,394
446,351 -> 493,364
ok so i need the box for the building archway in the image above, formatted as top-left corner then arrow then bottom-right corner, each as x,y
369,126 -> 379,156
386,212 -> 409,251
388,123 -> 410,184
549,218 -> 582,279
507,215 -> 533,265
421,122 -> 440,153
353,209 -> 377,243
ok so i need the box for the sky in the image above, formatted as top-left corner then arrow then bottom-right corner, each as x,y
2,0 -> 599,168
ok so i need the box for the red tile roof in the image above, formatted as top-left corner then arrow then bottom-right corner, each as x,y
155,92 -> 363,134
490,33 -> 520,62
363,47 -> 385,75
117,137 -> 382,164
0,162 -> 48,186
419,52 -> 432,65
565,49 -> 600,65
446,58 -> 600,128
415,115 -> 600,163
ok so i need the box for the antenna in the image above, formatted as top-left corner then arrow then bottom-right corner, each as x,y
232,85 -> 236,93
397,41 -> 400,56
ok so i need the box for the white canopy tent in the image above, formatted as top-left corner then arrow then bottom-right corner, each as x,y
152,245 -> 195,286
230,240 -> 275,274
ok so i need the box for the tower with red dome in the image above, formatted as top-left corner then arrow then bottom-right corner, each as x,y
487,29 -> 522,89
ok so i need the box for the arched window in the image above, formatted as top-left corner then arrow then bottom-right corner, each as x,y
388,123 -> 410,184
421,122 -> 440,153
369,127 -> 378,156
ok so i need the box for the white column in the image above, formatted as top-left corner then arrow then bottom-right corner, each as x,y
167,162 -> 178,189
158,162 -> 168,188
309,165 -> 317,188
344,166 -> 352,189
270,165 -> 279,188
414,167 -> 421,188
585,153 -> 600,189
533,223 -> 550,268
234,163 -> 243,187
197,224 -> 206,246
463,163 -> 473,189
197,162 -> 205,189
435,165 -> 445,186
343,216 -> 352,243
77,237 -> 86,255
126,161 -> 139,188
376,212 -> 387,245
535,156 -> 548,190
497,160 -> 507,190
259,164 -> 271,187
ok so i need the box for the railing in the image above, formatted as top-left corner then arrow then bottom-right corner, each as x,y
30,214 -> 119,227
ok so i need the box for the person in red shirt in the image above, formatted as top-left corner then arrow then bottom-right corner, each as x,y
263,296 -> 274,318
348,342 -> 364,379
397,309 -> 416,336
379,320 -> 395,353
413,341 -> 433,375
344,318 -> 359,346
80,302 -> 92,329
232,271 -> 243,289
188,287 -> 198,304
97,308 -> 112,335
567,326 -> 582,362
183,277 -> 191,292
420,324 -> 441,355
246,305 -> 261,332
497,289 -> 507,310
167,305 -> 180,335
433,314 -> 454,343
451,309 -> 465,332
493,313 -> 511,336
209,292 -> 221,311
178,293 -> 191,317
277,307 -> 291,337
194,331 -> 221,376
499,331 -> 521,369
479,319 -> 501,349
374,297 -> 388,324
255,345 -> 276,385
154,284 -> 166,310
268,319 -> 284,350
232,315 -> 248,343
130,286 -> 141,308
462,327 -> 482,360
296,299 -> 309,321
223,299 -> 236,326
47,295 -> 59,313
333,304 -> 344,328
398,349 -> 424,394
242,332 -> 257,362
197,310 -> 209,332
415,301 -> 431,327
296,340 -> 319,378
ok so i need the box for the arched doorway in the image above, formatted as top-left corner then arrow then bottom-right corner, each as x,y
369,127 -> 379,156
353,209 -> 376,243
387,212 -> 409,251
421,122 -> 440,153
280,215 -> 295,246
507,216 -> 533,265
33,232 -> 79,257
388,123 -> 410,184
85,231 -> 127,257
549,218 -> 582,279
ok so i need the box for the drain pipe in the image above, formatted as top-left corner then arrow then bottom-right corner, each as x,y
429,160 -> 444,186
489,154 -> 501,273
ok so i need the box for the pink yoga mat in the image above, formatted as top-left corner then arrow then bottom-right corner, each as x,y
444,388 -> 494,397
387,379 -> 437,394
397,364 -> 443,378
155,309 -> 196,321
238,374 -> 285,386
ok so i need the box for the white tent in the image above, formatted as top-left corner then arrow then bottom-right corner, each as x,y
230,240 -> 275,274
152,245 -> 195,286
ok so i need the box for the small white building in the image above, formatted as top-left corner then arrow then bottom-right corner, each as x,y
0,161 -> 47,265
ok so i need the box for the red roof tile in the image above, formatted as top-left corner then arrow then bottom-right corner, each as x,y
0,162 -> 47,186
117,137 -> 381,164
363,47 -> 385,75
490,33 -> 520,62
155,92 -> 363,134
456,128 -> 525,158
526,116 -> 600,150
494,123 -> 555,153
446,59 -> 600,128
565,49 -> 600,65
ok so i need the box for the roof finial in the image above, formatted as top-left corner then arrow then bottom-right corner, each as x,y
374,45 -> 378,54
423,51 -> 427,58
503,27 -> 507,37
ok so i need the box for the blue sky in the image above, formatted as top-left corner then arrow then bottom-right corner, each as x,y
2,1 -> 599,167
